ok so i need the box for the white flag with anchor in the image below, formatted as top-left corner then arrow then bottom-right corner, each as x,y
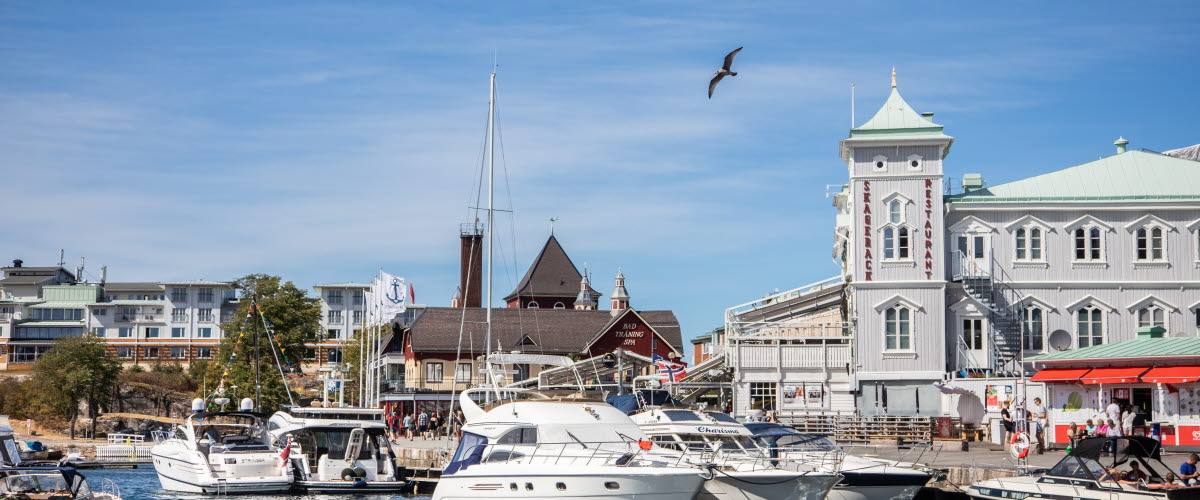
376,271 -> 408,321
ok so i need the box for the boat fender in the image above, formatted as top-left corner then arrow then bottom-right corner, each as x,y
1009,432 -> 1030,459
354,479 -> 368,488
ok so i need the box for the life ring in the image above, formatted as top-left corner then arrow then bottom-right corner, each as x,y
1009,432 -> 1030,459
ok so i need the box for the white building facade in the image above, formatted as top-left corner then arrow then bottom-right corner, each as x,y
725,74 -> 1200,421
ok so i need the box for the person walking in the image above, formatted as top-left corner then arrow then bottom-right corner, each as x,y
403,413 -> 414,441
454,409 -> 465,439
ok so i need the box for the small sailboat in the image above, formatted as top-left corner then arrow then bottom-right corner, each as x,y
150,398 -> 293,494
267,406 -> 409,492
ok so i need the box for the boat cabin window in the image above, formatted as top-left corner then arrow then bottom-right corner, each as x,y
705,413 -> 740,423
313,430 -> 373,460
675,433 -> 758,453
661,410 -> 701,421
444,432 -> 488,475
496,427 -> 538,445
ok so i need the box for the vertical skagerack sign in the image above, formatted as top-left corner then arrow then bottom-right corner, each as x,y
861,180 -> 873,281
924,178 -> 935,279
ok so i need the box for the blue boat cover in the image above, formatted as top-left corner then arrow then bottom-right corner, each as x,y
605,391 -> 678,414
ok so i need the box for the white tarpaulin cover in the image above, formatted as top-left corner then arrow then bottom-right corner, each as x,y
1164,144 -> 1200,162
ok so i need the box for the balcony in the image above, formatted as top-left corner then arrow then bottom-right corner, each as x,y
115,312 -> 163,323
727,321 -> 853,371
0,312 -> 14,322
171,314 -> 189,323
198,315 -> 215,323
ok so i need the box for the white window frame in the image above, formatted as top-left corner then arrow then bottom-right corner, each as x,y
328,310 -> 342,324
553,302 -> 566,309
1075,305 -> 1105,348
171,288 -> 187,302
170,347 -> 186,359
528,301 -> 540,309
880,224 -> 914,261
198,288 -> 214,303
454,362 -> 473,383
171,308 -> 187,323
1137,305 -> 1167,330
1134,226 -> 1167,262
871,155 -> 888,172
327,290 -> 343,305
749,382 -> 778,412
906,153 -> 923,171
171,327 -> 186,338
198,327 -> 212,338
961,316 -> 985,351
1012,225 -> 1047,263
884,305 -> 912,351
1022,306 -> 1045,352
117,347 -> 133,359
197,347 -> 212,359
1065,215 -> 1112,265
1188,218 -> 1200,267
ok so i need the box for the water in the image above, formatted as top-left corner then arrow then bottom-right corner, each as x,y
80,468 -> 429,500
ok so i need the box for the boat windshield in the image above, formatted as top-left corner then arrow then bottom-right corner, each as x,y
773,434 -> 840,452
1048,456 -> 1109,480
0,473 -> 73,495
676,433 -> 760,453
193,415 -> 266,446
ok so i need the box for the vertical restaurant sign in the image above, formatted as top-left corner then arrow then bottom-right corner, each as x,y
923,179 -> 935,279
862,180 -> 873,281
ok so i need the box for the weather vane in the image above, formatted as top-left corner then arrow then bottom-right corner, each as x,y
548,217 -> 558,235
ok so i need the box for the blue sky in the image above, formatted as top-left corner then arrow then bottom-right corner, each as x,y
3,1 -> 1198,360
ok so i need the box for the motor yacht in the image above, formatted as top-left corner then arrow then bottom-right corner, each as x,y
0,425 -> 123,499
969,436 -> 1200,500
267,406 -> 409,492
744,422 -> 933,500
150,400 -> 292,494
431,387 -> 709,500
628,406 -> 842,500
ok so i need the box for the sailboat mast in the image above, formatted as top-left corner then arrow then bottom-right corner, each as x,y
485,70 -> 495,374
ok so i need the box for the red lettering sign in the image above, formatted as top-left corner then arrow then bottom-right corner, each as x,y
861,180 -> 873,281
923,179 -> 935,280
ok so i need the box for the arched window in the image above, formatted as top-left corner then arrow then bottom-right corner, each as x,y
1137,305 -> 1166,329
1074,227 -> 1103,261
888,201 -> 902,224
527,301 -> 539,309
883,227 -> 895,259
884,306 -> 911,350
1023,306 -> 1045,351
1136,227 -> 1166,261
1015,227 -> 1044,261
1076,306 -> 1104,347
553,302 -> 565,310
898,227 -> 910,259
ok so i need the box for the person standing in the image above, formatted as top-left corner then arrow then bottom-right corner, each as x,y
1180,454 -> 1200,485
1000,401 -> 1015,444
1029,397 -> 1047,453
1122,405 -> 1136,436
1106,399 -> 1122,427
454,409 -> 465,439
403,413 -> 414,441
418,409 -> 430,439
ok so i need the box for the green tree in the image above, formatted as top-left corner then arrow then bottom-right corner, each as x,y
202,274 -> 320,412
32,335 -> 122,438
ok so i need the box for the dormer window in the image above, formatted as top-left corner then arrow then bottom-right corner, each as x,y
1065,215 -> 1112,265
872,155 -> 888,172
888,201 -> 902,223
1126,215 -> 1172,266
906,154 -> 923,171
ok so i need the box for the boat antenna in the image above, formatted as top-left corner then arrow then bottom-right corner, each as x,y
253,300 -> 297,408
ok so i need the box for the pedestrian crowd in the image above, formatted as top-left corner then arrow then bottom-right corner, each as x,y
384,407 -> 465,441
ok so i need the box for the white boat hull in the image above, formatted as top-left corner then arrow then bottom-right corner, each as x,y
432,468 -> 704,500
151,446 -> 292,494
828,484 -> 923,500
294,479 -> 410,492
700,471 -> 841,500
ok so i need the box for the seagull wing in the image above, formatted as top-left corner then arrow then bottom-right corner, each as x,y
722,47 -> 743,71
708,73 -> 725,99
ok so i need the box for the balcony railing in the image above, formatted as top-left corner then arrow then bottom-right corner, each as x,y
198,315 -> 215,323
0,313 -> 13,321
7,352 -> 43,364
327,316 -> 343,325
171,314 -> 189,323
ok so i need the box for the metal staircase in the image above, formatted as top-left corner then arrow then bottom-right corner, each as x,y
953,249 -> 1023,376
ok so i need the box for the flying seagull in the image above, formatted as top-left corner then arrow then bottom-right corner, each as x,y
708,47 -> 742,99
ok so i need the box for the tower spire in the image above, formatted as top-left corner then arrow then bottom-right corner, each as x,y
609,267 -> 630,315
574,265 -> 596,310
891,66 -> 897,88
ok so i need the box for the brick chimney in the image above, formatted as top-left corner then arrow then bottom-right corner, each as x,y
459,222 -> 483,308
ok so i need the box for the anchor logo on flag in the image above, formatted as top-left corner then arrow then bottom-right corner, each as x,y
385,277 -> 405,304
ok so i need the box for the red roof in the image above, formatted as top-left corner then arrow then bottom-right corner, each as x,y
1142,366 -> 1200,384
1082,366 -> 1149,385
1030,367 -> 1092,382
